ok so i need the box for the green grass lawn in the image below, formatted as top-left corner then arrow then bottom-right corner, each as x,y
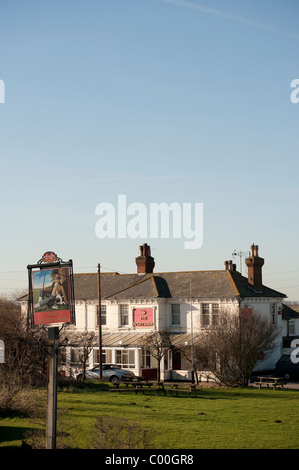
1,384 -> 299,449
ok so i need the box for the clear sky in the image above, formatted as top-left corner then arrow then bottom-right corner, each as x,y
0,0 -> 298,300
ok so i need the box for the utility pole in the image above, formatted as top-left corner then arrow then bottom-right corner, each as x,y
46,327 -> 59,449
97,263 -> 103,380
27,251 -> 76,450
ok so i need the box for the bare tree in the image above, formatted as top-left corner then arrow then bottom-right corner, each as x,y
0,297 -> 47,387
91,414 -> 155,449
141,332 -> 171,382
0,297 -> 48,414
180,341 -> 205,384
69,330 -> 96,380
192,310 -> 280,387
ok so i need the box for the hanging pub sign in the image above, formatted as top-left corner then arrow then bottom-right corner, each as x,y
27,252 -> 75,327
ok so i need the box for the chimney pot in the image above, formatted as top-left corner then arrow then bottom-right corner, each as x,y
245,243 -> 264,292
135,243 -> 155,274
225,260 -> 236,271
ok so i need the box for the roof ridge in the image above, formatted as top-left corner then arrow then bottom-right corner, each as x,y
74,269 -> 230,277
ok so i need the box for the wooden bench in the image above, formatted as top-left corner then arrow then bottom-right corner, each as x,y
111,380 -> 155,395
113,380 -> 153,389
168,384 -> 197,397
154,382 -> 197,397
110,381 -> 199,397
252,377 -> 286,390
155,382 -> 167,396
123,376 -> 149,383
113,381 -> 135,389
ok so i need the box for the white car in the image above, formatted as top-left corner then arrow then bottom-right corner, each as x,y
77,364 -> 135,383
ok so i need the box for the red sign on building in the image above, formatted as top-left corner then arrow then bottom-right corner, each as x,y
133,308 -> 154,327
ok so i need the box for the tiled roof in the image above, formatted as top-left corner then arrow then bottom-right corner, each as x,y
19,268 -> 286,302
282,304 -> 299,319
228,271 -> 285,298
72,269 -> 286,301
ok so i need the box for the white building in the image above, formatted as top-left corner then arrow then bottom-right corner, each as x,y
45,242 -> 291,381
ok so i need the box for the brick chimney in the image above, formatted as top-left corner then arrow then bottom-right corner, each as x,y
135,243 -> 155,275
224,260 -> 236,271
245,243 -> 264,292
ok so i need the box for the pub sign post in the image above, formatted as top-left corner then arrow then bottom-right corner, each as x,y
27,252 -> 75,449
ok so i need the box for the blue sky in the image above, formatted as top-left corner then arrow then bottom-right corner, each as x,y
32,270 -> 53,290
0,0 -> 299,300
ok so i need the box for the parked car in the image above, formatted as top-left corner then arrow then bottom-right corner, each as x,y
275,355 -> 299,380
76,364 -> 136,383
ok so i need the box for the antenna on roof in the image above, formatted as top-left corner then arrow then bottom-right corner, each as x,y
232,249 -> 250,275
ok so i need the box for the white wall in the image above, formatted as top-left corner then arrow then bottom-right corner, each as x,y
75,300 -> 159,333
241,297 -> 284,370
21,294 -> 287,375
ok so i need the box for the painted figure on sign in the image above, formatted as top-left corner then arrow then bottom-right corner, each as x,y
34,272 -> 68,310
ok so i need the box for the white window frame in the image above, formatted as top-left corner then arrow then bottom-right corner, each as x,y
171,304 -> 180,326
289,320 -> 295,335
142,348 -> 151,368
116,349 -> 135,368
96,304 -> 107,327
212,303 -> 219,325
202,303 -> 210,327
94,348 -> 112,366
120,304 -> 129,326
